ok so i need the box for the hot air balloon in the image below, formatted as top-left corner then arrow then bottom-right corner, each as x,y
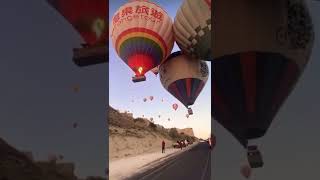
72,85 -> 80,93
212,0 -> 314,168
110,0 -> 174,83
149,96 -> 154,101
160,51 -> 209,115
240,164 -> 252,179
158,115 -> 161,118
73,122 -> 78,128
143,98 -> 147,102
47,0 -> 108,66
172,103 -> 178,111
186,114 -> 189,118
173,0 -> 212,60
168,118 -> 170,121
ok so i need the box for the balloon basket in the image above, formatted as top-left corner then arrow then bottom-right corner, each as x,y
132,75 -> 146,83
73,46 -> 107,67
188,108 -> 193,115
247,145 -> 264,168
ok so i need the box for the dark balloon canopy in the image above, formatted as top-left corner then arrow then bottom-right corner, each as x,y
212,0 -> 314,148
159,51 -> 209,115
47,0 -> 108,66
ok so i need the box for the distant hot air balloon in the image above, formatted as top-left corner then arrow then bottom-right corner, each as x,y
47,0 -> 108,66
110,0 -> 174,83
160,51 -> 209,115
149,96 -> 154,101
73,122 -> 78,128
174,0 -> 212,60
212,0 -> 314,168
168,118 -> 170,121
158,115 -> 161,118
73,85 -> 80,93
186,114 -> 189,118
143,98 -> 147,102
240,164 -> 252,179
172,103 -> 178,111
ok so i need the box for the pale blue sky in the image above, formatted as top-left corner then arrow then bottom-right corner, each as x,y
109,0 -> 211,139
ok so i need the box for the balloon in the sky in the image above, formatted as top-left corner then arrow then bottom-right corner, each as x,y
47,0 -> 107,66
110,0 -> 174,83
168,118 -> 170,121
158,115 -> 161,118
173,0 -> 212,60
212,0 -> 314,168
186,114 -> 189,118
172,103 -> 178,111
160,51 -> 209,115
240,164 -> 252,179
149,96 -> 154,101
73,85 -> 80,93
73,122 -> 78,128
143,98 -> 147,102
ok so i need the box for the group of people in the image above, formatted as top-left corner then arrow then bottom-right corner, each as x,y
161,139 -> 191,153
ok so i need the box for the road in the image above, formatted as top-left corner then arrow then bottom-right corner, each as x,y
127,142 -> 212,180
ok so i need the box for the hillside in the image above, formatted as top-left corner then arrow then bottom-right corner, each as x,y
108,106 -> 196,161
177,128 -> 195,137
0,138 -> 106,180
0,137 -> 79,180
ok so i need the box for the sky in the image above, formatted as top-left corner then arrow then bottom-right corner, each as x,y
213,1 -> 320,179
109,0 -> 212,140
0,0 -> 107,178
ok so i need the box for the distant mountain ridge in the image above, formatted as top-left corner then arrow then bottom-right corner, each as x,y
0,137 -> 105,180
108,106 -> 196,138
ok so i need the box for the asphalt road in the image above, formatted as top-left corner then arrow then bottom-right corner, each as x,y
128,142 -> 212,180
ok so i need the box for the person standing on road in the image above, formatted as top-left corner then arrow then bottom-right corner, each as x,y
177,140 -> 182,150
162,140 -> 166,153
